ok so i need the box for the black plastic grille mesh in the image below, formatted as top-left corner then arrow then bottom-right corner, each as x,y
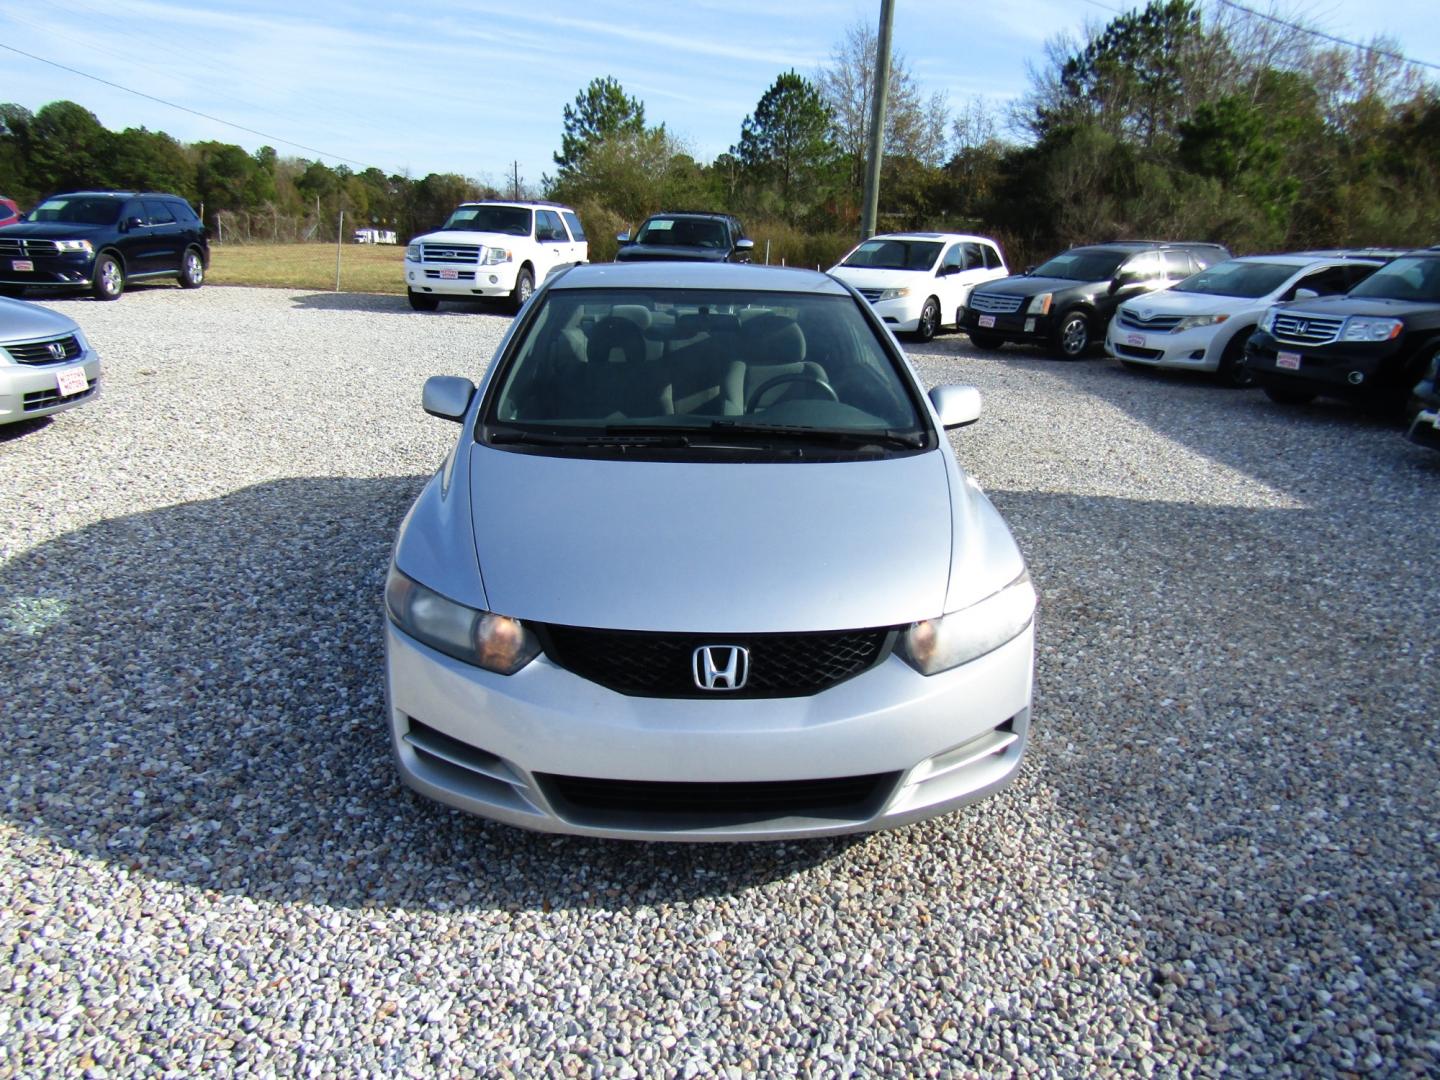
537,625 -> 896,698
538,772 -> 900,824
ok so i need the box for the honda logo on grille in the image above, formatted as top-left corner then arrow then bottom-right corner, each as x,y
47,341 -> 67,360
1294,320 -> 1308,334
692,645 -> 749,691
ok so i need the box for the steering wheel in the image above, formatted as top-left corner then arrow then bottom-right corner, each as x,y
746,372 -> 839,412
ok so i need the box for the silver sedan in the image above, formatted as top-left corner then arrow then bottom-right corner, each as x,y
385,261 -> 1035,840
0,296 -> 101,424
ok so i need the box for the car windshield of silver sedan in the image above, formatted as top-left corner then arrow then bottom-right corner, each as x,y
484,287 -> 928,456
1172,260 -> 1299,298
841,239 -> 942,271
1347,257 -> 1440,302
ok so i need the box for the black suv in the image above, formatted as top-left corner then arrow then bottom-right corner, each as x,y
0,190 -> 209,301
1247,247 -> 1440,410
960,240 -> 1230,358
614,212 -> 753,263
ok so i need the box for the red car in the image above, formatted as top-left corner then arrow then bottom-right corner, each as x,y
0,197 -> 20,229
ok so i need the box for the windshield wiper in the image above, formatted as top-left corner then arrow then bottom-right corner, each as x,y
707,420 -> 926,449
489,429 -> 689,448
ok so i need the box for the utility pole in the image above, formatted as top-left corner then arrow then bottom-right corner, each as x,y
511,161 -> 521,200
859,0 -> 895,240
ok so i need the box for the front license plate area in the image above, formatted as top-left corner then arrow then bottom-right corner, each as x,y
13,259 -> 33,272
56,368 -> 88,396
1277,351 -> 1301,370
439,268 -> 459,280
1126,334 -> 1145,346
977,314 -> 995,328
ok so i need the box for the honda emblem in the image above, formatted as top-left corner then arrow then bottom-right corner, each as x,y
48,341 -> 67,360
692,645 -> 749,691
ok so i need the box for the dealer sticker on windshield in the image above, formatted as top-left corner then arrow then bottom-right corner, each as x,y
1277,351 -> 1302,370
12,260 -> 32,272
977,315 -> 996,328
56,369 -> 88,397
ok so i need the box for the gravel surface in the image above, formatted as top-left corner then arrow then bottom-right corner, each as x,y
1,284 -> 1436,1077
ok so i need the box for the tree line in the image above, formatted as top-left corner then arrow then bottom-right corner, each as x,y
2,1 -> 1437,269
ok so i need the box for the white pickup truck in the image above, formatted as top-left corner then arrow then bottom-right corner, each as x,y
404,200 -> 588,312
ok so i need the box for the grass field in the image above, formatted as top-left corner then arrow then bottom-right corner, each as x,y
208,242 -> 407,294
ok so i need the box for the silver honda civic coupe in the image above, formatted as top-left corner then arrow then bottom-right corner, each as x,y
385,261 -> 1035,840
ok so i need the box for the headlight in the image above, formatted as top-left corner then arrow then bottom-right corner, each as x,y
480,247 -> 512,265
1027,293 -> 1052,315
1172,313 -> 1229,332
897,571 -> 1036,676
875,286 -> 910,302
54,239 -> 93,254
1341,317 -> 1403,342
385,566 -> 541,674
405,242 -> 423,262
1259,307 -> 1281,332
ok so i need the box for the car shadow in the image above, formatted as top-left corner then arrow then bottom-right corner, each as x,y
0,476 -> 860,914
0,415 -> 54,441
287,292 -> 514,317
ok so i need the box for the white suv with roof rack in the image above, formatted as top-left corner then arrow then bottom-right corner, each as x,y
404,200 -> 587,312
828,232 -> 1007,342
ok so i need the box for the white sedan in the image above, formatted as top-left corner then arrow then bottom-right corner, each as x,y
1106,253 -> 1390,386
0,296 -> 101,424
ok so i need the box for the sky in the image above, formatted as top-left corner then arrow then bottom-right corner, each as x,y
1,0 -> 1438,192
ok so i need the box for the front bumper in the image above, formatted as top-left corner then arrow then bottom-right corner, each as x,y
404,260 -> 520,299
960,309 -> 1051,344
0,251 -> 97,290
385,620 -> 1034,841
0,350 -> 101,423
866,294 -> 927,333
1246,332 -> 1411,399
1106,324 -> 1223,371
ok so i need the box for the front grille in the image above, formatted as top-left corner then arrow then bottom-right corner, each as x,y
1272,313 -> 1343,346
857,287 -> 884,302
7,335 -> 81,365
969,292 -> 1024,315
538,771 -> 901,824
23,379 -> 94,411
421,244 -> 480,263
1116,309 -> 1183,333
424,269 -> 476,281
0,238 -> 59,258
538,624 -> 897,698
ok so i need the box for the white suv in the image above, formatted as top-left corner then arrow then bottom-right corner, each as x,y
404,201 -> 587,312
828,232 -> 1008,342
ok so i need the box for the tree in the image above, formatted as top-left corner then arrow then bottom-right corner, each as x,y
27,101 -> 114,192
110,127 -> 195,197
817,21 -> 950,190
734,72 -> 840,220
552,77 -> 647,182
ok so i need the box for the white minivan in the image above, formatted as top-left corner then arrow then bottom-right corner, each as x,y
829,232 -> 1008,342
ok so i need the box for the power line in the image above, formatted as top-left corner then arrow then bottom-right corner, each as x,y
0,41 -> 386,170
1214,0 -> 1440,72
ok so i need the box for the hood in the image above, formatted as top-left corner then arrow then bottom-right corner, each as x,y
614,244 -> 729,263
1120,290 -> 1256,317
1279,296 -> 1438,318
0,222 -> 105,239
468,446 -> 955,633
413,228 -> 528,247
828,266 -> 932,288
0,296 -> 81,342
971,274 -> 1087,298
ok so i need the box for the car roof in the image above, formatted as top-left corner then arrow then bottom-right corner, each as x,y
42,190 -> 184,200
866,231 -> 996,243
646,211 -> 735,220
552,261 -> 849,295
1226,253 -> 1388,267
457,200 -> 571,209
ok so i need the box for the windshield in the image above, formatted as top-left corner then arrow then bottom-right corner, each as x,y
442,205 -> 531,235
1031,249 -> 1128,281
1172,260 -> 1298,299
1347,257 -> 1440,302
28,197 -> 123,225
840,239 -> 942,272
636,217 -> 728,248
486,287 -> 927,454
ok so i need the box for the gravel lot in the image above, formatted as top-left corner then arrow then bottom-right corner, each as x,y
2,284 -> 1437,1078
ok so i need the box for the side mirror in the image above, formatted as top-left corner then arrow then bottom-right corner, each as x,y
616,231 -> 631,243
1292,287 -> 1319,301
929,384 -> 982,430
1023,265 -> 1036,275
735,238 -> 755,251
422,375 -> 476,422
124,216 -> 145,232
